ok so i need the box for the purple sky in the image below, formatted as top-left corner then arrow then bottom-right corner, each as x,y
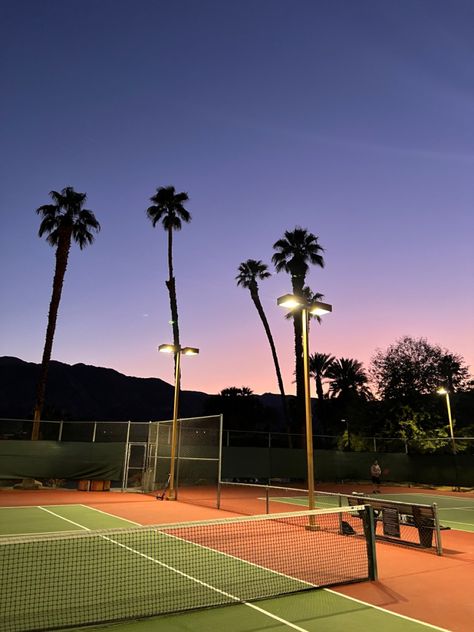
1,0 -> 473,396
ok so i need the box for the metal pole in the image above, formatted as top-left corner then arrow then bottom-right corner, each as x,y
168,350 -> 181,500
432,503 -> 443,556
445,393 -> 456,454
302,308 -> 316,516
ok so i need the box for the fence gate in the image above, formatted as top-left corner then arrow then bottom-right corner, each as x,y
122,442 -> 148,490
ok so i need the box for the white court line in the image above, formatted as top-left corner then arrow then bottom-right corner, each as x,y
38,506 -> 93,530
325,588 -> 451,632
78,504 -> 142,525
381,493 -> 474,504
438,506 -> 474,512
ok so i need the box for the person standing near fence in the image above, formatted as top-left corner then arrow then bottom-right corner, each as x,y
370,460 -> 382,493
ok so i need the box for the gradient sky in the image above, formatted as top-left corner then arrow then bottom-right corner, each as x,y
1,0 -> 473,397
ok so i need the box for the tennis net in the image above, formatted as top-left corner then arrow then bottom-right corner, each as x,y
0,505 -> 377,632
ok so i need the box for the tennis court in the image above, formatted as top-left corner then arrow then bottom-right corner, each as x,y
1,491 -> 471,632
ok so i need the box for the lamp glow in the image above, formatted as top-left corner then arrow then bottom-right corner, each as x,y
277,294 -> 304,309
158,344 -> 175,353
437,387 -> 456,456
308,301 -> 332,316
182,347 -> 199,356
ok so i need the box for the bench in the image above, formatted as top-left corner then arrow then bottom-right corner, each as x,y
347,494 -> 450,554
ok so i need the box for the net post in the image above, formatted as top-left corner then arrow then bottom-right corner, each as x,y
432,502 -> 443,556
338,493 -> 343,534
365,505 -> 378,580
217,474 -> 221,509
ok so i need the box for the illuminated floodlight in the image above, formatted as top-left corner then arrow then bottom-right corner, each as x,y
181,347 -> 199,356
277,294 -> 305,309
158,343 -> 175,353
308,301 -> 333,316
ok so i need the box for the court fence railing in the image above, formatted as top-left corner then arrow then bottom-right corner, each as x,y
1,419 -> 473,454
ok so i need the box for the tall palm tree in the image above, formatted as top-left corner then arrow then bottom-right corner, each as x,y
146,186 -> 191,377
272,227 -> 325,427
236,260 -> 291,431
309,352 -> 335,434
33,187 -> 100,438
326,358 -> 371,400
309,352 -> 335,401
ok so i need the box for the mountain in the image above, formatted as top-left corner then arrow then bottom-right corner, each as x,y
0,357 -> 209,421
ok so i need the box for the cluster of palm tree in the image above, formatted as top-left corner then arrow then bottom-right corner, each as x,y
32,183 -> 370,441
309,353 -> 370,431
236,227 -> 328,432
33,184 -> 189,436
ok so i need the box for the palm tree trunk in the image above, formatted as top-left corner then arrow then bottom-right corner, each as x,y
250,289 -> 292,440
32,231 -> 71,439
314,376 -> 325,434
165,228 -> 181,387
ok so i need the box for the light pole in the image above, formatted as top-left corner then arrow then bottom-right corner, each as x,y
437,387 -> 456,454
158,343 -> 199,500
277,294 -> 332,513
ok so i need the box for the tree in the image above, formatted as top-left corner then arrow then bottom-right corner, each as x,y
309,352 -> 335,433
236,259 -> 291,431
370,336 -> 471,401
326,358 -> 371,400
146,186 -> 191,378
272,227 -> 325,427
203,386 -> 276,431
33,187 -> 100,438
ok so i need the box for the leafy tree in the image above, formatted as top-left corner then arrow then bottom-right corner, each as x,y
370,336 -> 470,401
326,358 -> 371,400
272,227 -> 325,428
33,187 -> 100,438
236,259 -> 290,431
395,406 -> 454,454
147,186 -> 191,377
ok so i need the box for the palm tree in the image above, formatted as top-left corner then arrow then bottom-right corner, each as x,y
309,352 -> 335,433
326,358 -> 371,400
236,259 -> 291,432
220,387 -> 254,397
272,227 -> 325,427
33,187 -> 100,439
146,186 -> 191,377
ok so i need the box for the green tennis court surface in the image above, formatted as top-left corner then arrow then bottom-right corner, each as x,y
0,504 -> 447,632
270,491 -> 474,533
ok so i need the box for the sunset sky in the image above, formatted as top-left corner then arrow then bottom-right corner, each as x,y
1,0 -> 473,397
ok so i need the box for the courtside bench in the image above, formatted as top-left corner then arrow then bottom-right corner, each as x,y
347,495 -> 450,555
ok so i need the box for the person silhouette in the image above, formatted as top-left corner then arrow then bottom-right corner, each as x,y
370,460 -> 382,493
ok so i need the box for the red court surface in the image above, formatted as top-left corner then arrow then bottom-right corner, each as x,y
1,485 -> 473,631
